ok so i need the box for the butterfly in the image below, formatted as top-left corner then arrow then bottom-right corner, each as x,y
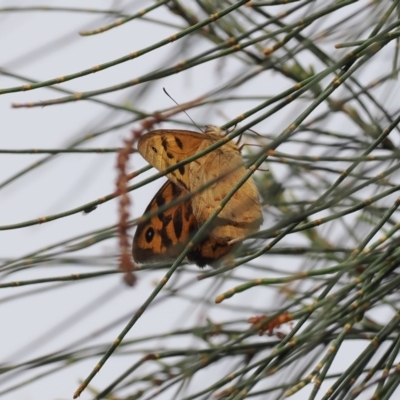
132,126 -> 263,267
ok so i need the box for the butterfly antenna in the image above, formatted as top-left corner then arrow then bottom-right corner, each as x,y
248,128 -> 262,137
239,143 -> 262,152
163,87 -> 202,132
229,125 -> 244,146
236,127 -> 261,145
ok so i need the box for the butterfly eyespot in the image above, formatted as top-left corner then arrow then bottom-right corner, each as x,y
151,146 -> 158,153
145,227 -> 155,243
178,165 -> 185,175
166,152 -> 174,159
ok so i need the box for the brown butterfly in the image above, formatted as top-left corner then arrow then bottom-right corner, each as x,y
132,126 -> 262,266
132,179 -> 233,267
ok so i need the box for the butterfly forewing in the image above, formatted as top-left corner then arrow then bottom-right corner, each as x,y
138,130 -> 204,191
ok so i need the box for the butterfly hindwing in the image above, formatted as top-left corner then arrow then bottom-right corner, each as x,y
189,138 -> 263,241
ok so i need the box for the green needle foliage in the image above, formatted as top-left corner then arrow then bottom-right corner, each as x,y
1,1 -> 400,399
